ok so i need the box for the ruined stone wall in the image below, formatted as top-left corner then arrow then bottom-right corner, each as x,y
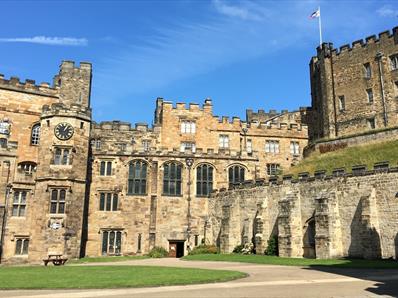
310,27 -> 398,142
210,167 -> 398,259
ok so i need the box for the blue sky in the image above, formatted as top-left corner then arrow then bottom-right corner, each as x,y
1,0 -> 397,125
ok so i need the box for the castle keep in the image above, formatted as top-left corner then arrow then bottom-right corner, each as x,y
0,27 -> 398,263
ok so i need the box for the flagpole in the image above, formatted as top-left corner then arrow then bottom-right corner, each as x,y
318,6 -> 323,46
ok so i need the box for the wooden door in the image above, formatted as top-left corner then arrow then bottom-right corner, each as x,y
168,242 -> 177,257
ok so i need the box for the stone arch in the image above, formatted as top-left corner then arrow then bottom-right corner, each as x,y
303,215 -> 316,258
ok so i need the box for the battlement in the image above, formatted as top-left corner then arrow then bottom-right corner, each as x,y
41,102 -> 91,120
213,115 -> 243,125
246,109 -> 302,124
0,73 -> 59,97
316,26 -> 398,58
161,98 -> 213,113
214,161 -> 396,193
93,120 -> 157,133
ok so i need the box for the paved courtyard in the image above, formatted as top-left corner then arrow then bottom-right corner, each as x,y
1,258 -> 398,298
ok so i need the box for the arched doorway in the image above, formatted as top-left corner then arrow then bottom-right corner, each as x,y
303,217 -> 316,258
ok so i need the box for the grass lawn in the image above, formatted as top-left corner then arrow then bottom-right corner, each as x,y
69,255 -> 148,264
286,139 -> 398,177
183,254 -> 398,269
0,265 -> 246,289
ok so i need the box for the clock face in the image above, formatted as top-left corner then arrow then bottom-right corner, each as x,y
54,122 -> 74,140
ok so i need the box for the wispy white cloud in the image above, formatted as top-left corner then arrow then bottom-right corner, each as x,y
0,36 -> 88,46
376,5 -> 398,17
212,0 -> 270,21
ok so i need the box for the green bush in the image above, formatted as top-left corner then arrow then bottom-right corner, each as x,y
265,235 -> 278,256
148,246 -> 168,258
232,244 -> 244,253
189,245 -> 218,255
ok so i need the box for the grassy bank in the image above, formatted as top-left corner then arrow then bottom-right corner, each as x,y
287,139 -> 398,177
183,254 -> 398,269
0,265 -> 246,289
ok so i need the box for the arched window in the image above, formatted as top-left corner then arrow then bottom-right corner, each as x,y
196,164 -> 214,197
128,160 -> 147,195
228,165 -> 245,185
31,124 -> 40,145
163,162 -> 182,196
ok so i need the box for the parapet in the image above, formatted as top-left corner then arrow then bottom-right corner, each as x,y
0,73 -> 59,97
160,98 -> 213,114
316,27 -> 398,59
93,120 -> 155,133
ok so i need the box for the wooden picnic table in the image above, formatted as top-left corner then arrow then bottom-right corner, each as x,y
43,254 -> 68,266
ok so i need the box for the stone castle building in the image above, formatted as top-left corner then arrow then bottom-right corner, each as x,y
0,27 -> 397,264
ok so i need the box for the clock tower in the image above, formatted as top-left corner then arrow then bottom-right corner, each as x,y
28,61 -> 92,262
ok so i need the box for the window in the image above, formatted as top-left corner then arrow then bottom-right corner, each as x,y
228,165 -> 245,184
181,121 -> 196,134
266,163 -> 280,176
390,55 -> 398,70
142,140 -> 151,152
367,118 -> 376,129
163,162 -> 182,195
118,143 -> 126,151
364,63 -> 372,78
394,81 -> 398,98
0,138 -> 7,148
91,139 -> 101,150
338,96 -> 345,111
102,230 -> 122,255
50,189 -> 66,214
290,141 -> 300,155
246,139 -> 252,154
31,124 -> 40,145
15,238 -> 29,255
54,148 -> 70,165
219,135 -> 229,149
100,161 -> 112,176
19,162 -> 37,175
128,160 -> 147,195
196,164 -> 214,196
99,193 -> 118,211
12,190 -> 27,217
265,140 -> 280,153
180,142 -> 196,153
366,89 -> 374,103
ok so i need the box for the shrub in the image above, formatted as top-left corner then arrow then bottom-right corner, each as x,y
241,242 -> 254,255
265,235 -> 278,256
232,244 -> 244,253
148,246 -> 168,258
189,245 -> 218,255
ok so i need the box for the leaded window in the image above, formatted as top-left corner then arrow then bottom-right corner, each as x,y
364,63 -> 372,78
101,230 -> 122,255
196,164 -> 214,196
265,140 -> 279,153
266,163 -> 280,176
31,124 -> 40,145
15,238 -> 29,255
12,190 -> 27,217
163,162 -> 182,195
290,141 -> 300,155
99,193 -> 118,211
128,160 -> 147,195
228,165 -> 245,184
181,121 -> 196,134
219,135 -> 229,148
50,189 -> 66,214
390,54 -> 398,70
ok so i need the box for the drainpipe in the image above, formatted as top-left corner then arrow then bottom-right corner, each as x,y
0,160 -> 11,264
376,52 -> 388,127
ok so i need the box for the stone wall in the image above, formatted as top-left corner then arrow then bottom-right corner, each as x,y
210,167 -> 398,259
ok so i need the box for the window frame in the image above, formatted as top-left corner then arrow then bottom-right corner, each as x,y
127,160 -> 148,195
101,230 -> 122,256
99,160 -> 113,176
31,124 -> 40,146
180,142 -> 196,153
390,54 -> 398,70
290,141 -> 300,155
180,120 -> 196,134
53,147 -> 71,165
219,135 -> 229,149
228,165 -> 245,185
338,95 -> 346,112
99,192 -> 119,211
366,88 -> 374,103
265,140 -> 280,154
15,238 -> 29,255
266,163 -> 280,176
50,188 -> 66,214
12,190 -> 27,217
196,164 -> 214,197
364,63 -> 372,78
163,162 -> 183,196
